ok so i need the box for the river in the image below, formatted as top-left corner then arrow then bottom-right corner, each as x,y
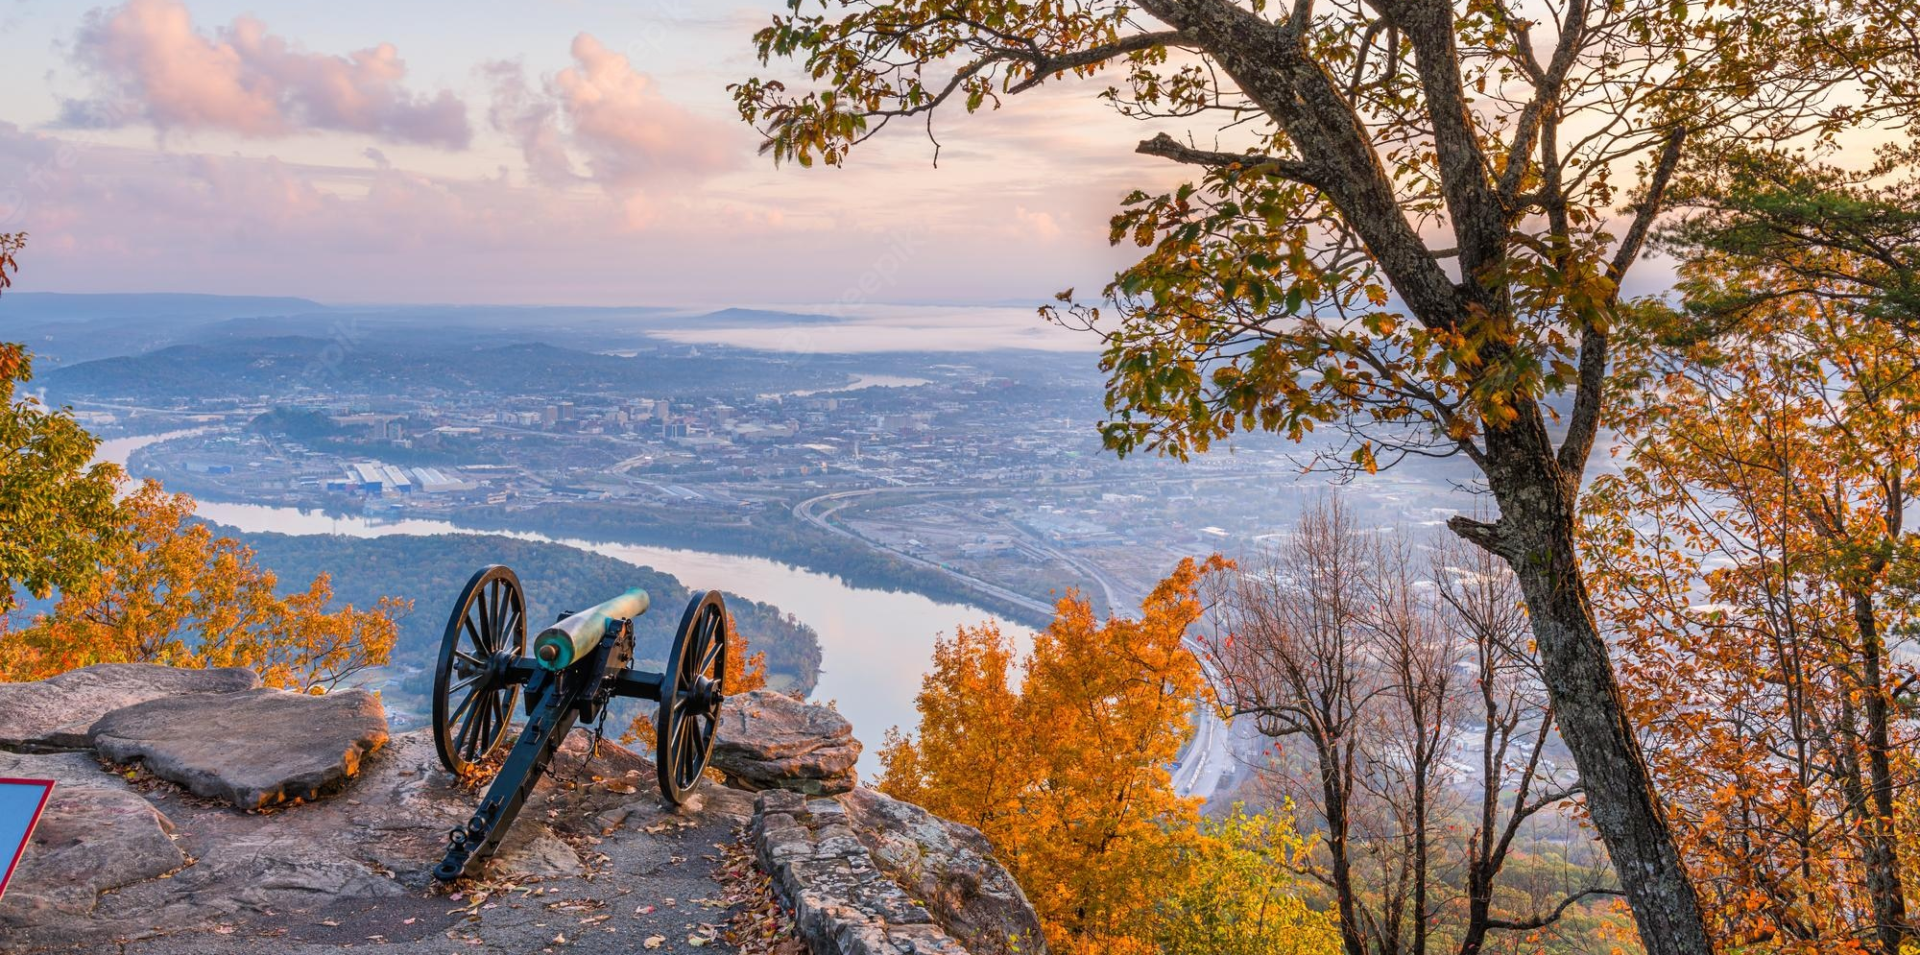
94,432 -> 1029,775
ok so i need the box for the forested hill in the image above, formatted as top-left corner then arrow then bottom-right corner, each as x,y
41,337 -> 851,400
228,529 -> 822,695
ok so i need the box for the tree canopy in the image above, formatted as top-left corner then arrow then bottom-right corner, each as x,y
0,234 -> 122,617
875,557 -> 1340,954
736,1 -> 1910,948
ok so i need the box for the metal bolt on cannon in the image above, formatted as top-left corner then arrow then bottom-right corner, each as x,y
427,565 -> 729,882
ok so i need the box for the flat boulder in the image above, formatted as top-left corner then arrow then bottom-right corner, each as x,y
0,662 -> 258,752
711,689 -> 860,796
90,687 -> 388,809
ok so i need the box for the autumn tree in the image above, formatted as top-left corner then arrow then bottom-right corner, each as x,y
734,0 -> 1909,946
872,619 -> 1027,830
1153,806 -> 1346,955
877,556 -> 1335,954
0,233 -> 121,617
1587,246 -> 1920,952
1,480 -> 404,691
1206,497 -> 1610,955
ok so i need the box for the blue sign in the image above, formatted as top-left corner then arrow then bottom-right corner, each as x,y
0,778 -> 55,902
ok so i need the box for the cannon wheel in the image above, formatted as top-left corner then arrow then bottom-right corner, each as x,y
656,591 -> 727,804
433,565 -> 527,775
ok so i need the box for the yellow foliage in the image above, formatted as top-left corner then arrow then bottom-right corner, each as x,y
879,556 -> 1338,955
0,480 -> 404,690
1152,806 -> 1341,955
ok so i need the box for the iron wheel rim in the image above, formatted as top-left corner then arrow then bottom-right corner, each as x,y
657,591 -> 727,803
433,565 -> 526,774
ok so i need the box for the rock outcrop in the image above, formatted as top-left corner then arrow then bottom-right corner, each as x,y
841,787 -> 1045,953
0,663 -> 257,751
0,751 -> 188,928
753,788 -> 1046,955
0,666 -> 1042,955
712,689 -> 861,795
0,699 -> 755,953
756,789 -> 968,955
90,687 -> 389,808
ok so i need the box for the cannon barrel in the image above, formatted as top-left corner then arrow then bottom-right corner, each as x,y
532,587 -> 649,671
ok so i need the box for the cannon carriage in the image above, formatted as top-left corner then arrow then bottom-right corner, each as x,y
427,565 -> 728,882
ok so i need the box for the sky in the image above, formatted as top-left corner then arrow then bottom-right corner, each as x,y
0,0 -> 1165,307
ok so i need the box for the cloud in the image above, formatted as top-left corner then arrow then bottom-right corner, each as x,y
1014,205 -> 1063,240
481,60 -> 576,186
60,0 -> 471,148
552,34 -> 732,185
484,33 -> 736,192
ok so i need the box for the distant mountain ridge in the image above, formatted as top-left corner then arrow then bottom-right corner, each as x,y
688,307 -> 845,326
37,333 -> 852,399
0,292 -> 329,323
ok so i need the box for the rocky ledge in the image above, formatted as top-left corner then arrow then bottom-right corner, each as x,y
711,690 -> 862,796
0,665 -> 1042,955
754,789 -> 1045,955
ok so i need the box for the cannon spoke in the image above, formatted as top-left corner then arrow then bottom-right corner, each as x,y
474,593 -> 489,654
449,682 -> 481,726
676,717 -> 699,787
459,691 -> 490,759
690,713 -> 713,758
490,579 -> 510,647
461,613 -> 484,655
696,618 -> 722,677
466,687 -> 491,757
449,672 -> 484,697
479,694 -> 500,755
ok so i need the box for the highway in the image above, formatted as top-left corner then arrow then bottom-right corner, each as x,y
793,488 -> 1058,618
792,484 -> 1236,801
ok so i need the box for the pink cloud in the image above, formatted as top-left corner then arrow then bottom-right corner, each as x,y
481,60 -> 577,186
485,33 -> 737,192
61,0 -> 470,149
553,34 -> 732,184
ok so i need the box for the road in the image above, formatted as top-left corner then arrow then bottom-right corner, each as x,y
793,484 -> 1237,802
793,488 -> 1057,618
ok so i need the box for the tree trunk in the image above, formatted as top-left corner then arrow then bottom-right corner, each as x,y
1849,589 -> 1909,954
1412,764 -> 1430,955
1321,744 -> 1369,955
1458,418 -> 1716,955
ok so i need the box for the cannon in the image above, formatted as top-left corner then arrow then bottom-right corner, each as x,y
427,565 -> 728,882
